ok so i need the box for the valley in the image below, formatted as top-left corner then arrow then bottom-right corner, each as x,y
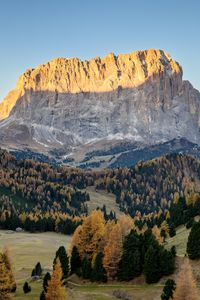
1,2 -> 200,300
0,225 -> 197,300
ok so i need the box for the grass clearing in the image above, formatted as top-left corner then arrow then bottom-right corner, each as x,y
86,186 -> 122,217
165,225 -> 190,256
0,229 -> 164,300
68,284 -> 163,300
0,230 -> 71,281
0,224 -> 197,299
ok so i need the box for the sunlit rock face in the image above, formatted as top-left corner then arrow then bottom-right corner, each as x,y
0,49 -> 200,160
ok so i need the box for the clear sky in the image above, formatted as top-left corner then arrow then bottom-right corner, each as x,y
0,0 -> 199,100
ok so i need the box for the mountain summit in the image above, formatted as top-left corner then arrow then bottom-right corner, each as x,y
0,49 -> 200,166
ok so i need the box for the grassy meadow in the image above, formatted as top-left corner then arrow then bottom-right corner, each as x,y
0,230 -> 164,299
0,224 -> 198,300
0,230 -> 71,299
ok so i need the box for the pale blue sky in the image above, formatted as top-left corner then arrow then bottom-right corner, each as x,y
0,0 -> 199,100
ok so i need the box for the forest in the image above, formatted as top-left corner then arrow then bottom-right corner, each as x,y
1,149 -> 200,299
0,149 -> 200,236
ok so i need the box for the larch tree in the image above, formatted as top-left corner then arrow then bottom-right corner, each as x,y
71,210 -> 105,261
45,258 -> 66,300
2,247 -> 16,292
173,259 -> 199,300
0,292 -> 13,300
103,223 -> 123,280
118,215 -> 134,240
0,252 -> 11,296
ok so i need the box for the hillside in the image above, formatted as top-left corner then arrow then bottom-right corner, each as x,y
0,149 -> 200,234
1,151 -> 200,299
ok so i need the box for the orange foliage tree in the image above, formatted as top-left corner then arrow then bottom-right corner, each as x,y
103,223 -> 123,279
173,259 -> 199,300
45,258 -> 66,300
71,210 -> 106,260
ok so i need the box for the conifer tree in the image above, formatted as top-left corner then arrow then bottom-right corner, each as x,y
91,252 -> 107,282
40,290 -> 46,300
35,262 -> 42,276
2,248 -> 16,292
70,246 -> 81,275
161,278 -> 176,300
187,221 -> 200,259
103,223 -> 123,280
45,258 -> 66,300
81,258 -> 92,279
31,268 -> 36,277
171,245 -> 176,257
54,246 -> 69,279
159,248 -> 175,276
173,259 -> 198,300
23,281 -> 31,294
0,292 -> 13,300
43,272 -> 51,292
144,245 -> 161,283
118,230 -> 142,281
71,210 -> 105,260
168,223 -> 176,237
0,252 -> 11,294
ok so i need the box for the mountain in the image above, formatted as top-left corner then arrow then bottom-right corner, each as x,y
0,49 -> 200,167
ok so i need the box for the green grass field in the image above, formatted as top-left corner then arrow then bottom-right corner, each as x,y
165,225 -> 190,256
0,230 -> 71,299
0,230 -> 164,300
86,186 -> 122,217
0,225 -> 197,300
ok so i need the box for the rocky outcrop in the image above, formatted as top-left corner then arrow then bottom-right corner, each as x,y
0,49 -> 182,120
0,49 -> 199,162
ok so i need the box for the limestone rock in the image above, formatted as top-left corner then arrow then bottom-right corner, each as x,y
0,48 -> 199,162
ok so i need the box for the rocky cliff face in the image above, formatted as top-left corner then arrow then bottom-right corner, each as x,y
0,49 -> 200,164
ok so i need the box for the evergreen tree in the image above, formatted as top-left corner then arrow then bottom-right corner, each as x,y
171,245 -> 176,257
23,281 -> 31,294
91,252 -> 107,282
118,231 -> 142,280
54,246 -> 69,279
160,229 -> 167,242
70,246 -> 81,275
159,248 -> 175,276
161,278 -> 176,300
168,223 -> 176,237
43,272 -> 51,292
144,245 -> 161,283
186,218 -> 194,229
35,262 -> 42,276
31,268 -> 36,277
187,221 -> 200,259
81,258 -> 92,279
169,197 -> 187,227
40,290 -> 46,300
